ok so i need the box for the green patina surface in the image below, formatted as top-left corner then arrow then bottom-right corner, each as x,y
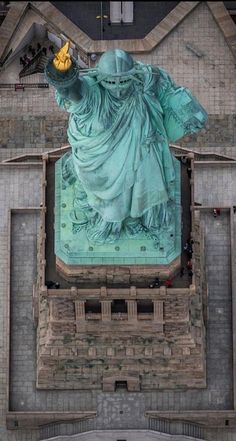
45,48 -> 207,265
55,154 -> 181,265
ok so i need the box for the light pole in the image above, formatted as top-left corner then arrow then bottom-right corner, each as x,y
96,1 -> 108,40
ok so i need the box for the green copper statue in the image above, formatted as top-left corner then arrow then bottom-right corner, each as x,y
45,42 -> 207,245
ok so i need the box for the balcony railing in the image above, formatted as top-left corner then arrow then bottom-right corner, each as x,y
85,313 -> 101,320
111,313 -> 128,320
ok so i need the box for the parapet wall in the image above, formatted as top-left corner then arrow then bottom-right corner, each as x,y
37,281 -> 206,390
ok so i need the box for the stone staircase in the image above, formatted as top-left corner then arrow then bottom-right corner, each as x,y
19,50 -> 48,78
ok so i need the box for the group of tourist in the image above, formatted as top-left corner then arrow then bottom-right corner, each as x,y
213,207 -> 221,217
45,281 -> 60,289
182,238 -> 194,277
149,277 -> 173,289
184,238 -> 193,257
180,261 -> 193,278
149,237 -> 194,288
19,43 -> 55,68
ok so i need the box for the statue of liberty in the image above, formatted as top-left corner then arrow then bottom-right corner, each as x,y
45,42 -> 207,245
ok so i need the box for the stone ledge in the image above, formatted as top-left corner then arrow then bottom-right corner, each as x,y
56,256 -> 181,285
6,411 -> 96,430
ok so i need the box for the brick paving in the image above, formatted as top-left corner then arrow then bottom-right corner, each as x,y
195,165 -> 236,206
0,166 -> 41,441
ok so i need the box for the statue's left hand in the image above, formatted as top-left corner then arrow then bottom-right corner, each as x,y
53,41 -> 72,72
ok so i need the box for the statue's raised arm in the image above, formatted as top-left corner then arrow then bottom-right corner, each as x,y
45,41 -> 83,111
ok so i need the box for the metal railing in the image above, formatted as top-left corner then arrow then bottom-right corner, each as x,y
40,417 -> 206,440
40,418 -> 95,440
0,83 -> 49,90
149,417 -> 205,439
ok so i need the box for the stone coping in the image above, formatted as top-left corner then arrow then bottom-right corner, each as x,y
45,286 -> 192,299
56,257 -> 181,283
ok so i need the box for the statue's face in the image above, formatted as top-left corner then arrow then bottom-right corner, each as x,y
96,49 -> 137,98
100,76 -> 133,98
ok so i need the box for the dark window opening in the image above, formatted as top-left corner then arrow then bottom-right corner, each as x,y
111,299 -> 127,313
115,380 -> 128,390
225,420 -> 229,426
85,300 -> 101,314
137,300 -> 153,314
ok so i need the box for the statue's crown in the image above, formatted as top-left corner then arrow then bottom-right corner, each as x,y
97,49 -> 135,77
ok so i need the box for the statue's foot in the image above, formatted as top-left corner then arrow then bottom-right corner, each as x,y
86,226 -> 121,245
123,217 -> 144,238
69,209 -> 88,226
86,215 -> 122,245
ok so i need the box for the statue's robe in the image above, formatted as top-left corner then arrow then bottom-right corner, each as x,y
54,64 -> 207,243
